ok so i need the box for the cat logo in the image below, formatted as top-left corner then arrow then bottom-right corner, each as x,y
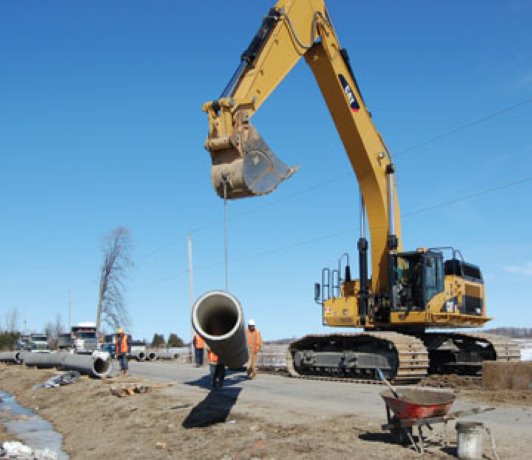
338,74 -> 360,112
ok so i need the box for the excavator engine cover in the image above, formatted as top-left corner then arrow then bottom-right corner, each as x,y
209,124 -> 296,199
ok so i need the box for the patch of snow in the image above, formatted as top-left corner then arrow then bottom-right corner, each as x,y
521,347 -> 532,361
515,339 -> 532,361
2,441 -> 58,459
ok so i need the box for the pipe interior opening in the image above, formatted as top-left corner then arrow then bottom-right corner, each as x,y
93,358 -> 110,375
197,294 -> 239,336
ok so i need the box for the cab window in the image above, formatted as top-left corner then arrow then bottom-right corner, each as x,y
424,254 -> 444,302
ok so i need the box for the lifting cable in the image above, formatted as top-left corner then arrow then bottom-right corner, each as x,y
222,174 -> 229,291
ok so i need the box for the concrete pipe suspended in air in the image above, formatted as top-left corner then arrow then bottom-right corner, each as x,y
191,290 -> 249,369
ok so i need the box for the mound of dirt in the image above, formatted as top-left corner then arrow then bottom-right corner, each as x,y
460,389 -> 532,406
420,374 -> 532,406
420,374 -> 482,390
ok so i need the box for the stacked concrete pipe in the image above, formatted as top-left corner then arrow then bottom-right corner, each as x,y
131,350 -> 147,362
23,351 -> 65,369
146,351 -> 158,362
0,351 -> 25,364
156,351 -> 178,360
60,353 -> 112,378
192,290 -> 249,369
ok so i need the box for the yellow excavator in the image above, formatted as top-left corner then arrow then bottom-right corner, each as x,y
201,0 -> 519,383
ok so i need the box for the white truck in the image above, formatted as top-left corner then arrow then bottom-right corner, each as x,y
16,333 -> 50,352
70,322 -> 99,354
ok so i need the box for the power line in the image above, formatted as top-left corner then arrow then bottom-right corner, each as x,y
136,175 -> 532,289
136,96 -> 531,265
230,176 -> 532,262
395,97 -> 532,158
403,176 -> 532,218
136,174 -> 348,264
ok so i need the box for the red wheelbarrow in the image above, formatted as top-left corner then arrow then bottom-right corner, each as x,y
381,388 -> 494,454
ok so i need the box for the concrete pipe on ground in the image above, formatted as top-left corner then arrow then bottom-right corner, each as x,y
156,351 -> 178,360
0,351 -> 24,364
132,351 -> 146,362
60,353 -> 112,379
192,290 -> 249,369
146,351 -> 158,361
23,352 -> 66,369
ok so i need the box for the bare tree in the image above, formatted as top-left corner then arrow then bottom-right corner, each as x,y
95,227 -> 133,334
45,314 -> 65,349
4,308 -> 19,333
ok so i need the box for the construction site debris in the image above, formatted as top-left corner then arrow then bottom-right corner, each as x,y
38,371 -> 81,389
109,382 -> 174,398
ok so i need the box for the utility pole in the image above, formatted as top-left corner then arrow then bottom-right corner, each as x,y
187,234 -> 195,344
68,290 -> 72,329
187,235 -> 194,307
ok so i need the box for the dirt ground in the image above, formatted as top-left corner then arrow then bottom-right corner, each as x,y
420,374 -> 532,406
0,364 -> 530,459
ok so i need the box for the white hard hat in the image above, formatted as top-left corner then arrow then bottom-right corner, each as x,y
248,319 -> 256,326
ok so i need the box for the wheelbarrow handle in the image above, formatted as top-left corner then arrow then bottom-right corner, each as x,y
376,368 -> 402,399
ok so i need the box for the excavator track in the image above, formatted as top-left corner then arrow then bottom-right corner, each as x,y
286,332 -> 429,385
422,331 -> 521,375
458,332 -> 521,361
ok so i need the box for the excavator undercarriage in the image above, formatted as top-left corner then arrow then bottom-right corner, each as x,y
287,331 -> 520,384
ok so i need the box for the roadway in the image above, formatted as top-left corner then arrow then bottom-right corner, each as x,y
128,360 -> 532,440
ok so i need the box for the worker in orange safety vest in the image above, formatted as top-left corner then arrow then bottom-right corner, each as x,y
115,327 -> 131,375
246,319 -> 263,379
193,333 -> 205,367
207,348 -> 225,389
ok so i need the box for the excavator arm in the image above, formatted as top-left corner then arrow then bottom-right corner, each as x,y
202,0 -> 400,294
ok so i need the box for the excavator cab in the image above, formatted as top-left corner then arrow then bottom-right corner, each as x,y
394,250 -> 445,311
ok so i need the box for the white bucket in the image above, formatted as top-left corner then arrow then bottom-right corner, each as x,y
456,421 -> 484,459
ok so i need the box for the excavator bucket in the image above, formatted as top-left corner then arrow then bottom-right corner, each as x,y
209,124 -> 297,199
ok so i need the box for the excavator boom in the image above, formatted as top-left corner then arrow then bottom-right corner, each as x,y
203,0 -> 400,293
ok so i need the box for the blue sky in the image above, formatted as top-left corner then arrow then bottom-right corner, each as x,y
1,1 -> 531,342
